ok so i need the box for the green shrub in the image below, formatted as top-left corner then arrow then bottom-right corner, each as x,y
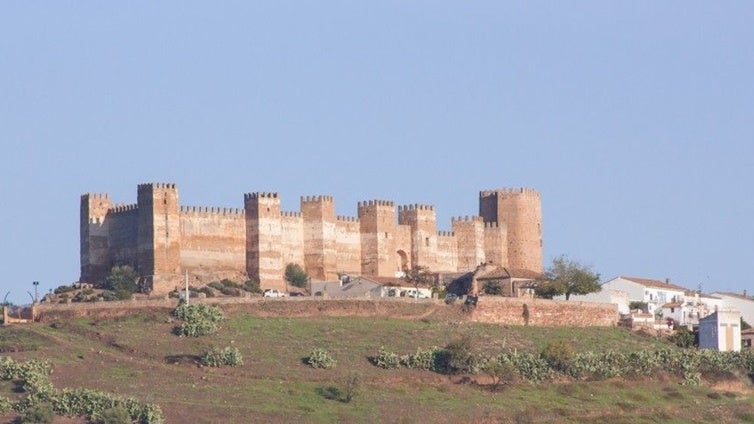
437,335 -> 479,374
306,348 -> 336,369
96,406 -> 132,424
242,280 -> 262,293
0,396 -> 14,413
669,327 -> 696,348
201,347 -> 243,367
373,347 -> 401,369
541,340 -> 575,372
404,346 -> 443,371
21,403 -> 53,423
172,304 -> 224,337
54,285 -> 76,294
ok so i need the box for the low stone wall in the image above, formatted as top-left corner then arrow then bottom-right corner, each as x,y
471,297 -> 618,327
34,296 -> 619,327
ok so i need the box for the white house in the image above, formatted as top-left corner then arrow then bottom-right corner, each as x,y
660,292 -> 723,326
698,310 -> 742,352
608,277 -> 689,314
710,292 -> 754,326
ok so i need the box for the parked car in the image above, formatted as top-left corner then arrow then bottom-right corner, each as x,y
263,289 -> 286,298
444,293 -> 459,304
405,289 -> 430,299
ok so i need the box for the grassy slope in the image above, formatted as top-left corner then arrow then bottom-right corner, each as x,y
1,311 -> 753,423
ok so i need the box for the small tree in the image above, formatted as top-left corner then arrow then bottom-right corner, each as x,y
402,265 -> 435,296
534,256 -> 600,300
102,265 -> 140,294
284,263 -> 309,288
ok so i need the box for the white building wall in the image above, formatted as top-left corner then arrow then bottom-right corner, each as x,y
711,293 -> 754,326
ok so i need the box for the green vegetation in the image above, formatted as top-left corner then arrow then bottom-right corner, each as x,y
172,303 -> 223,337
284,263 -> 309,288
535,255 -> 601,300
306,348 -> 337,369
0,356 -> 163,424
201,346 -> 243,367
101,265 -> 140,296
4,310 -> 753,423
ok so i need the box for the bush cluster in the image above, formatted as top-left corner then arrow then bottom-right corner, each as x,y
306,349 -> 336,369
201,347 -> 243,367
373,337 -> 482,374
372,342 -> 754,386
0,356 -> 163,424
172,303 -> 224,337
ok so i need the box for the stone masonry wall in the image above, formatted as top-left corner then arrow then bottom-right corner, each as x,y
35,297 -> 618,327
471,297 -> 618,327
179,207 -> 246,279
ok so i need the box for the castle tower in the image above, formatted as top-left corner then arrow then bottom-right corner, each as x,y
245,192 -> 284,290
479,188 -> 542,272
137,183 -> 182,295
452,216 -> 485,271
358,200 -> 396,277
80,193 -> 112,283
398,204 -> 437,271
301,195 -> 337,281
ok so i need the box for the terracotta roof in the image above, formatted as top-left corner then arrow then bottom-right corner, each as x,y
476,267 -> 544,280
620,276 -> 689,292
741,328 -> 754,335
661,302 -> 683,308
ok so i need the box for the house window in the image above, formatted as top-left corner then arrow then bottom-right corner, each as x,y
425,237 -> 429,247
671,308 -> 675,313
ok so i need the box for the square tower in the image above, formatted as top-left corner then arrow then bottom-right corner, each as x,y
137,183 -> 182,294
301,195 -> 338,281
398,204 -> 438,271
245,192 -> 284,290
358,200 -> 397,277
80,193 -> 112,284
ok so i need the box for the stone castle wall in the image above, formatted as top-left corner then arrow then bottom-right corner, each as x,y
80,183 -> 543,294
34,297 -> 618,328
471,297 -> 617,327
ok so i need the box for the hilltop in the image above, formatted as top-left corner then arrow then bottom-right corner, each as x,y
1,301 -> 754,423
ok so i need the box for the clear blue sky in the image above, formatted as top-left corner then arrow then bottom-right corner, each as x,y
2,2 -> 753,304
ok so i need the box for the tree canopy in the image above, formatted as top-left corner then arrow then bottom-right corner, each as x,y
284,263 -> 309,288
103,265 -> 140,294
534,256 -> 600,300
402,265 -> 435,289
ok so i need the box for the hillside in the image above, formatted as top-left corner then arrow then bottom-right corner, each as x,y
1,303 -> 754,423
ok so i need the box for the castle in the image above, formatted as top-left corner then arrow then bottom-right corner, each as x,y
80,183 -> 543,295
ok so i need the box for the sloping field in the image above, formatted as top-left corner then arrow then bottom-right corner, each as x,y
2,303 -> 754,423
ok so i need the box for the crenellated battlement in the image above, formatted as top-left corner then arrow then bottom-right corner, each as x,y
244,192 -> 279,200
480,187 -> 540,198
137,182 -> 177,191
437,230 -> 455,237
398,203 -> 435,211
281,211 -> 302,218
300,195 -> 334,203
337,215 -> 359,223
179,206 -> 244,216
357,200 -> 395,208
110,203 -> 139,214
451,215 -> 484,223
81,193 -> 110,200
484,221 -> 503,229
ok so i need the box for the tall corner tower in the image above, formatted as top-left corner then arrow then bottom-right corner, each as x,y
80,193 -> 112,283
245,192 -> 284,290
301,195 -> 337,280
358,200 -> 396,277
137,183 -> 181,294
479,188 -> 542,272
398,204 -> 437,271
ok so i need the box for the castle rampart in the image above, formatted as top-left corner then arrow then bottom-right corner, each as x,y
80,184 -> 542,293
